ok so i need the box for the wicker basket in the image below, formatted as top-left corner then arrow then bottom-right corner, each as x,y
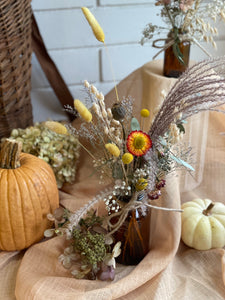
0,0 -> 33,139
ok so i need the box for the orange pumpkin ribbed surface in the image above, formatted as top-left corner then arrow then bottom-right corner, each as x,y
0,139 -> 59,251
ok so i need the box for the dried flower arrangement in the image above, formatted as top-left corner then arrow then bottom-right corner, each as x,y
8,121 -> 80,188
45,7 -> 225,281
141,0 -> 225,61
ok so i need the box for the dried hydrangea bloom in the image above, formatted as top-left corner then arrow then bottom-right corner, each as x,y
10,123 -> 79,188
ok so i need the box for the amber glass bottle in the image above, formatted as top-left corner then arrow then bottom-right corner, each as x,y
112,207 -> 151,265
163,30 -> 190,78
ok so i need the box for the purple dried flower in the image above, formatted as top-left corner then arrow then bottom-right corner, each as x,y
97,263 -> 115,281
148,190 -> 161,200
156,179 -> 166,190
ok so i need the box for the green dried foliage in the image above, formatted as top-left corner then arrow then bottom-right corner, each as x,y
73,229 -> 106,266
9,122 -> 80,188
72,210 -> 109,274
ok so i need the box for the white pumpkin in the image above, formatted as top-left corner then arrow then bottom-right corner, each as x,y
181,198 -> 225,250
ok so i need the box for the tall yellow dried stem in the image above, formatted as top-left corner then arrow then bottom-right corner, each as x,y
103,44 -> 120,103
81,7 -> 105,42
81,7 -> 120,103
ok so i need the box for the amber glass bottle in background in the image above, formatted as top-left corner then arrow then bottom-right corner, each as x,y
163,31 -> 190,78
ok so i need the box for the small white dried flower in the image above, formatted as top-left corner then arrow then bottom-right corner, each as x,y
212,41 -> 217,49
102,109 -> 107,118
209,36 -> 213,43
210,27 -> 215,34
206,23 -> 211,31
112,119 -> 120,126
204,35 -> 209,43
214,27 -> 218,36
107,108 -> 113,119
91,84 -> 98,95
99,99 -> 105,108
202,23 -> 207,32
84,80 -> 90,88
221,11 -> 225,21
104,127 -> 109,135
92,103 -> 100,115
97,92 -> 104,101
196,18 -> 201,25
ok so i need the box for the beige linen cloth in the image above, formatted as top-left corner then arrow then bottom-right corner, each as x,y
1,60 -> 225,299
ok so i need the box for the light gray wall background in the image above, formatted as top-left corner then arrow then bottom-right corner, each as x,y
31,0 -> 225,122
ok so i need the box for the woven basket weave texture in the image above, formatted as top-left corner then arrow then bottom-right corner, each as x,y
0,0 -> 33,139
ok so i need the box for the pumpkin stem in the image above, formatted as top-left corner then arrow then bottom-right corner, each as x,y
202,202 -> 215,216
0,139 -> 22,169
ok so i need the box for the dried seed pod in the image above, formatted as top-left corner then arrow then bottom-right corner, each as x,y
111,103 -> 126,120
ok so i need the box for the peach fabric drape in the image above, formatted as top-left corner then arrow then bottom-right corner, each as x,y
1,60 -> 225,299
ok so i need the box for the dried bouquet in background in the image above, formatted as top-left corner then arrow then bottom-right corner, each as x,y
45,7 -> 225,281
141,0 -> 225,61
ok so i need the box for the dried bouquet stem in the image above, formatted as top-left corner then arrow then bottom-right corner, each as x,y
106,192 -> 183,237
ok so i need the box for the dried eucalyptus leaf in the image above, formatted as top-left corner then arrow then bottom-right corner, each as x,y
172,42 -> 184,65
131,117 -> 140,131
170,154 -> 194,171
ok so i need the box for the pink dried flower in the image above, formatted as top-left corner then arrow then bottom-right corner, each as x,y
180,0 -> 194,11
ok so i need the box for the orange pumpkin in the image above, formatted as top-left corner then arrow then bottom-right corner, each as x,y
0,139 -> 59,251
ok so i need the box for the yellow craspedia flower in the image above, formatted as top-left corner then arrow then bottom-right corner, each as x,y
122,153 -> 133,164
141,109 -> 150,118
74,99 -> 92,123
81,7 -> 105,43
135,178 -> 148,191
44,121 -> 68,135
105,143 -> 120,157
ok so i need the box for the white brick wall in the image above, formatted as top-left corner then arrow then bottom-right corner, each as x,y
31,0 -> 225,122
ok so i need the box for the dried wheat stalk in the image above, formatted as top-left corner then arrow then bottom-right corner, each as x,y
149,56 -> 225,142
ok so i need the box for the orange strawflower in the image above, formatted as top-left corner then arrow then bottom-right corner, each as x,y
126,130 -> 152,156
